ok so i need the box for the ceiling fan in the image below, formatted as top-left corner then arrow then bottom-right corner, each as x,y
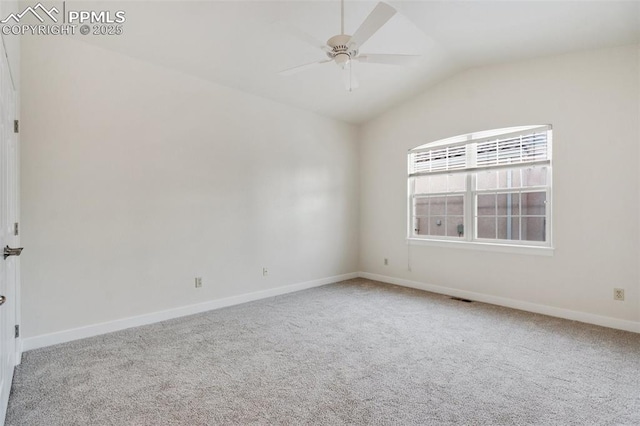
279,0 -> 420,91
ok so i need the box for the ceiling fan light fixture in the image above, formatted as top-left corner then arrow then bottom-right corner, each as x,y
334,53 -> 351,68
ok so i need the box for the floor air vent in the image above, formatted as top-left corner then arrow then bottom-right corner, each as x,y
450,297 -> 473,303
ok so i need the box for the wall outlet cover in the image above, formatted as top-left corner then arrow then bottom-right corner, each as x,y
613,288 -> 624,301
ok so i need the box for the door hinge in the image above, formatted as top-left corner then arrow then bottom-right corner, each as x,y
14,325 -> 19,338
13,120 -> 18,134
13,222 -> 18,236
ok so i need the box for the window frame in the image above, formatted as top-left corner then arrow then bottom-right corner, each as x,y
407,126 -> 553,254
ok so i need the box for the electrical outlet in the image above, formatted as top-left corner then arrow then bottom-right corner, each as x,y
384,258 -> 388,266
262,267 -> 268,277
613,288 -> 625,301
195,277 -> 202,288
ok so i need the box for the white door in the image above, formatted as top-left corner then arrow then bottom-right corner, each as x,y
0,37 -> 19,424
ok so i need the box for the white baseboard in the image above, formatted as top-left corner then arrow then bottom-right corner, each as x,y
22,270 -> 637,352
22,272 -> 359,352
359,271 -> 640,334
15,339 -> 22,365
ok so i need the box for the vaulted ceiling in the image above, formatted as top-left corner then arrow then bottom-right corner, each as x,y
79,1 -> 640,123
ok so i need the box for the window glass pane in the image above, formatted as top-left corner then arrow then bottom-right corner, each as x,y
512,169 -> 522,187
446,216 -> 465,237
521,192 -> 546,215
430,175 -> 448,193
497,194 -> 507,215
497,217 -> 522,240
522,217 -> 546,241
498,169 -> 522,188
497,170 -> 508,188
477,217 -> 496,239
414,176 -> 429,194
476,170 -> 497,190
477,194 -> 496,216
512,193 -> 520,215
497,217 -> 508,240
510,217 -> 520,240
430,196 -> 446,216
448,174 -> 466,192
496,193 -> 519,215
429,217 -> 446,236
415,198 -> 429,216
496,216 -> 521,240
522,167 -> 547,187
447,196 -> 464,215
415,217 -> 429,235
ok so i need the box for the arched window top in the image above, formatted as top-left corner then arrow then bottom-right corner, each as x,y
409,125 -> 551,176
410,125 -> 549,152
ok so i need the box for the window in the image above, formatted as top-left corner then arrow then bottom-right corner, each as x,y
408,125 -> 552,249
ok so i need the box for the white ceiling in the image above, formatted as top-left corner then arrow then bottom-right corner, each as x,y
78,1 -> 640,124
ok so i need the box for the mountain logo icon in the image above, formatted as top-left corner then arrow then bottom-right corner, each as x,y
1,3 -> 59,24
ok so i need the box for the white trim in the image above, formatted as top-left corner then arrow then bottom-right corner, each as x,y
407,238 -> 554,256
22,272 -> 358,352
14,338 -> 22,365
358,272 -> 640,334
409,159 -> 550,178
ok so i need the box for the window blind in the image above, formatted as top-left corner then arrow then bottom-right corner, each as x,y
409,125 -> 550,177
476,131 -> 548,167
409,145 -> 466,174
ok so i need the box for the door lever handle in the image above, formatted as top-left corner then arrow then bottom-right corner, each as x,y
4,246 -> 23,259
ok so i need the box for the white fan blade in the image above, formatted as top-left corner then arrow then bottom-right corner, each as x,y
279,23 -> 330,51
349,2 -> 396,48
356,53 -> 420,65
342,63 -> 359,92
279,59 -> 332,76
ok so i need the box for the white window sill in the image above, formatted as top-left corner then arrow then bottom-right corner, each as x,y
407,238 -> 554,256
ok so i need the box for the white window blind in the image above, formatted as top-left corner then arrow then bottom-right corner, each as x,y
409,125 -> 551,177
476,131 -> 548,167
409,145 -> 466,175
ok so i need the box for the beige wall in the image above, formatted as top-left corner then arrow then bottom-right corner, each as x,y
359,45 -> 640,325
20,36 -> 359,338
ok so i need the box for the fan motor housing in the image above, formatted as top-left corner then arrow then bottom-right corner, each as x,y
326,34 -> 358,61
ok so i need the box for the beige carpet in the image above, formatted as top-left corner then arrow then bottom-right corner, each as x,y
6,279 -> 640,425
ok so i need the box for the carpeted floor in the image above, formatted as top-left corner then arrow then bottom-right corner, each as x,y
6,279 -> 640,425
